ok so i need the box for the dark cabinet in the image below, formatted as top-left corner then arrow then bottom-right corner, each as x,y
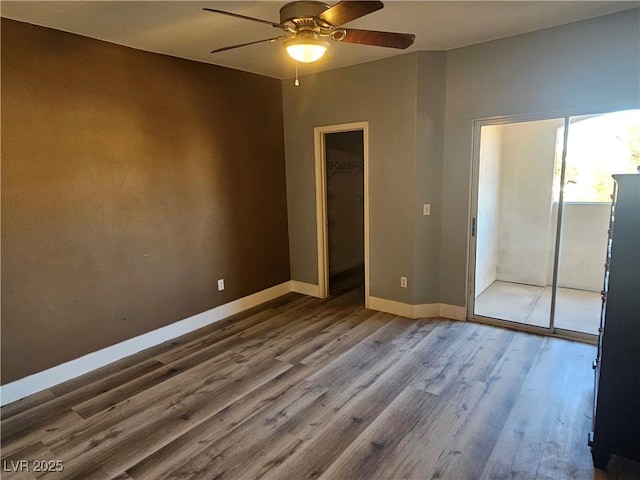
589,173 -> 640,469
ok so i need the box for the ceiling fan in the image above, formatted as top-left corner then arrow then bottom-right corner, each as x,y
203,1 -> 415,63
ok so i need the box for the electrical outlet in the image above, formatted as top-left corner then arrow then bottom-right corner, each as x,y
217,279 -> 225,291
400,276 -> 408,288
423,204 -> 431,216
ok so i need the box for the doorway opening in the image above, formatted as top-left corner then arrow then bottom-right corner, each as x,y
325,130 -> 365,296
314,122 -> 369,304
469,109 -> 640,340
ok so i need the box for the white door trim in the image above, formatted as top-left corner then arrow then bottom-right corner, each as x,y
314,121 -> 370,306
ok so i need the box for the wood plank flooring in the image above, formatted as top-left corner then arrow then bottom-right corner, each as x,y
2,286 -> 640,480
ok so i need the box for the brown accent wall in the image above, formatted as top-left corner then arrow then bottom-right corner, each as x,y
1,19 -> 290,384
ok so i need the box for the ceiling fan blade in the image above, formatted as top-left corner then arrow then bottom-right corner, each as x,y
317,1 -> 383,27
203,8 -> 286,29
211,36 -> 289,54
341,29 -> 415,49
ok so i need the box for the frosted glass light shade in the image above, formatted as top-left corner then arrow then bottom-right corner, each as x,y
284,39 -> 328,63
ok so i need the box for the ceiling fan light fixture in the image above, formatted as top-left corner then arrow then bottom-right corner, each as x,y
284,37 -> 329,63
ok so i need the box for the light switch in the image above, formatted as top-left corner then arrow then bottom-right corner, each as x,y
423,204 -> 431,216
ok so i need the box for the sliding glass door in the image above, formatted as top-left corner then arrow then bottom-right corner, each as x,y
471,109 -> 639,339
473,118 -> 563,330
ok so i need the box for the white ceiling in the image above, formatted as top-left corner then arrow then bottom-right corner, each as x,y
2,1 -> 638,79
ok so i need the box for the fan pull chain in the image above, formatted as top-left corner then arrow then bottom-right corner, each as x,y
295,62 -> 300,87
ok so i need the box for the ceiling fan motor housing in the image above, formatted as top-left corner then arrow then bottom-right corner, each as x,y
279,1 -> 331,26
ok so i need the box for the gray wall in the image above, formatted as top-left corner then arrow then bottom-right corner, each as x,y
475,125 -> 502,296
284,9 -> 639,308
441,9 -> 640,306
283,52 -> 448,304
283,53 -> 419,303
413,51 -> 448,304
1,19 -> 290,383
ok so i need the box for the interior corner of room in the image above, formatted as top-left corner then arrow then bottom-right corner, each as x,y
1,3 -> 639,426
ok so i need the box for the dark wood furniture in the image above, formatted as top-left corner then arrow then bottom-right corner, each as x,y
589,173 -> 640,469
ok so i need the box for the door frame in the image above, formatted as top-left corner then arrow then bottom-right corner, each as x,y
314,121 -> 370,305
467,103 -> 638,343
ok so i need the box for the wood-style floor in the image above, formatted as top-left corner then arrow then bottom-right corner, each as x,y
2,283 -> 640,479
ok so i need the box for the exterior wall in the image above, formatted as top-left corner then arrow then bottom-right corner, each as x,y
475,125 -> 502,295
496,120 -> 561,286
553,203 -> 611,292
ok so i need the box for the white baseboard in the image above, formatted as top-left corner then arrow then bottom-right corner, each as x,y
0,281 -> 293,406
438,303 -> 467,321
368,296 -> 467,321
413,303 -> 442,318
368,296 -> 416,318
290,281 -> 321,298
1,282 -> 464,406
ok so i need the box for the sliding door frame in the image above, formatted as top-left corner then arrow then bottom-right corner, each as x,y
467,103 -> 637,344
